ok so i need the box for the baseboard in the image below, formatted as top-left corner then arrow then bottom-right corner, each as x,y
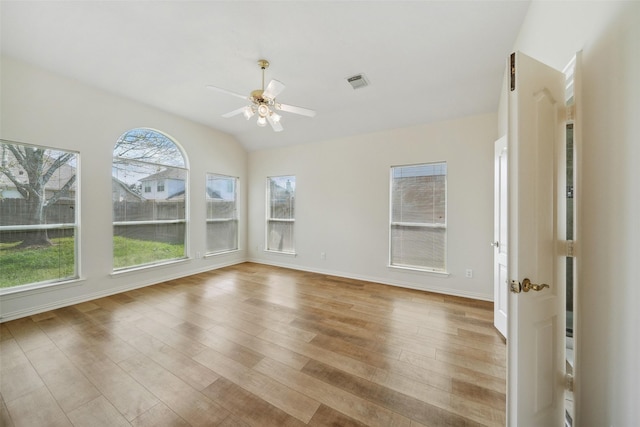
0,258 -> 247,322
246,257 -> 493,302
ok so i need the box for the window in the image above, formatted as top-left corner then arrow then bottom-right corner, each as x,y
112,129 -> 187,271
266,175 -> 295,253
390,162 -> 447,272
0,140 -> 79,290
206,173 -> 238,254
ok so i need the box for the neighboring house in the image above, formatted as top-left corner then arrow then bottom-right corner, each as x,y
111,177 -> 144,202
139,168 -> 186,200
206,180 -> 235,201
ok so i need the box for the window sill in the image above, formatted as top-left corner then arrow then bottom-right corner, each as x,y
0,277 -> 85,299
264,249 -> 297,257
111,257 -> 189,277
388,264 -> 450,277
205,249 -> 240,258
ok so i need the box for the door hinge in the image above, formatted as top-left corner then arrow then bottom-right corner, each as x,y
558,240 -> 576,257
510,52 -> 516,92
558,104 -> 575,122
567,104 -> 576,122
564,240 -> 576,257
565,373 -> 574,392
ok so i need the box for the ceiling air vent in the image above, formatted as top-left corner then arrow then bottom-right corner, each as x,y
346,73 -> 369,90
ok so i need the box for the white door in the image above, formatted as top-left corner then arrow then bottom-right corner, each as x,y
493,136 -> 508,338
507,51 -> 566,426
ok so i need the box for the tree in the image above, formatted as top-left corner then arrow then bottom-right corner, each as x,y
0,143 -> 76,247
113,128 -> 184,166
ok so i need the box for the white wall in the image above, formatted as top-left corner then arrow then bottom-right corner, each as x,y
248,113 -> 497,300
499,1 -> 640,425
0,56 -> 248,321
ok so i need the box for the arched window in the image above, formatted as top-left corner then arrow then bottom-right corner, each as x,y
112,129 -> 187,271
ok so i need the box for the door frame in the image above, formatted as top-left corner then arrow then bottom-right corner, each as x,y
493,136 -> 508,338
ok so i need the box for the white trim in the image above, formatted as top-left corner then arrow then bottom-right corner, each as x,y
112,219 -> 186,226
0,223 -> 76,231
111,257 -> 189,276
387,264 -> 449,276
248,258 -> 491,301
263,249 -> 297,257
205,248 -> 240,258
0,277 -> 85,299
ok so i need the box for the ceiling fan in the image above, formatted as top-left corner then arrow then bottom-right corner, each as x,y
207,59 -> 316,132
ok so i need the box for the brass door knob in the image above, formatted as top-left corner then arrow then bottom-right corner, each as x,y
522,278 -> 549,292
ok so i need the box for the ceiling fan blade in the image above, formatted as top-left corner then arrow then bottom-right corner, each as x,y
262,79 -> 286,100
221,107 -> 246,118
267,114 -> 284,132
275,103 -> 317,118
206,85 -> 248,100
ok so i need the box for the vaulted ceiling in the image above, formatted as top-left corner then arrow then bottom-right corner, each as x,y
1,1 -> 530,151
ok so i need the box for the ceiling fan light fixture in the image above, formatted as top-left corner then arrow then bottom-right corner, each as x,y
270,112 -> 281,123
243,106 -> 255,120
257,116 -> 267,127
257,104 -> 270,117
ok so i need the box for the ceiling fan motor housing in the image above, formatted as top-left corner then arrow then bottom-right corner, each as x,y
250,89 -> 268,104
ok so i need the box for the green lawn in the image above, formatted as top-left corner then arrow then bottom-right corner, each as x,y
113,235 -> 185,269
0,237 -> 75,288
0,236 -> 185,288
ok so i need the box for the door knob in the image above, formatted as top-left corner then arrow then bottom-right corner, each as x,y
522,278 -> 549,292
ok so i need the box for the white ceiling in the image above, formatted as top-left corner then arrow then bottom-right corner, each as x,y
1,1 -> 530,151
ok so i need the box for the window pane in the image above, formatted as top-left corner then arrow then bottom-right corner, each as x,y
206,221 -> 238,253
392,164 -> 446,224
1,140 -> 79,289
113,223 -> 185,269
266,175 -> 295,253
391,225 -> 446,270
268,176 -> 295,220
113,128 -> 185,167
206,174 -> 238,254
392,175 -> 446,223
112,129 -> 187,270
1,229 -> 76,288
267,221 -> 294,252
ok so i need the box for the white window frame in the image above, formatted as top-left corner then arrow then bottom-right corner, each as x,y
112,128 -> 188,272
389,162 -> 447,273
0,140 -> 80,292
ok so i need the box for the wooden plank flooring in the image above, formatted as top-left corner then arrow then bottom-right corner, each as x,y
0,262 -> 506,426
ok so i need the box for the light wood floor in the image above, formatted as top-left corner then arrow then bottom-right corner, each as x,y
0,263 -> 506,427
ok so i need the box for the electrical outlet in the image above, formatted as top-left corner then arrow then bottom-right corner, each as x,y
320,252 -> 326,260
196,252 -> 201,259
465,269 -> 473,278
